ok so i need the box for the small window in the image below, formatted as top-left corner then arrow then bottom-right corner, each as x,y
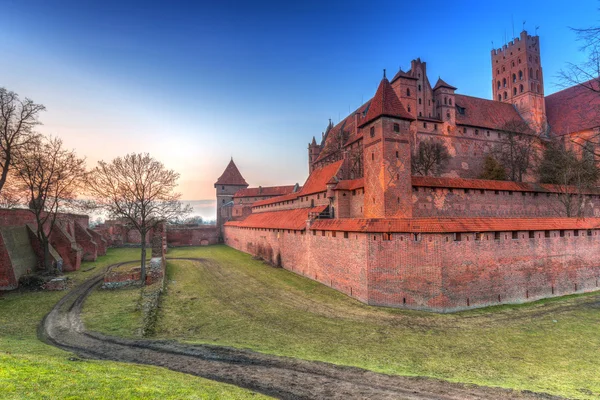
370,126 -> 375,137
396,151 -> 399,158
332,231 -> 336,238
344,232 -> 349,239
371,153 -> 374,161
529,231 -> 535,239
454,233 -> 462,242
321,230 -> 325,237
434,124 -> 438,131
474,129 -> 479,135
313,230 -> 316,236
419,98 -> 422,105
393,123 -> 400,132
423,122 -> 427,128
512,231 -> 518,240
560,230 -> 565,237
406,88 -> 411,96
418,84 -> 422,91
544,230 -> 550,238
475,232 -> 482,241
587,230 -> 593,236
383,233 -> 392,241
494,232 -> 501,240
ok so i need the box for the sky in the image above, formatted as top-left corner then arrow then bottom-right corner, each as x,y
1,0 -> 599,215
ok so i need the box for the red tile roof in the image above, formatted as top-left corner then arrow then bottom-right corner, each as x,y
412,176 -> 600,195
233,185 -> 298,198
253,161 -> 344,207
454,94 -> 533,134
311,217 -> 600,234
433,78 -> 456,91
225,205 -> 328,230
215,159 -> 248,186
546,80 -> 600,136
360,77 -> 414,127
334,178 -> 364,191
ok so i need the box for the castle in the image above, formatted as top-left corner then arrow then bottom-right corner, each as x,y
216,30 -> 600,312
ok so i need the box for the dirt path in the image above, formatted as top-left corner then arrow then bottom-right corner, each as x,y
39,260 -> 563,400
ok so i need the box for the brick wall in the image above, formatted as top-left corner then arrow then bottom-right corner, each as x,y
166,225 -> 219,246
74,222 -> 97,261
412,186 -> 600,218
223,225 -> 369,302
224,224 -> 600,312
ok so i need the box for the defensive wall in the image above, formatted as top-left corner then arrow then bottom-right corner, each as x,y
0,208 -> 107,290
224,217 -> 600,312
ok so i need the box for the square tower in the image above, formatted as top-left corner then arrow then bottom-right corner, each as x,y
492,30 -> 546,132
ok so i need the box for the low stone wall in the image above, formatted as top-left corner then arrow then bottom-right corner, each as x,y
103,257 -> 165,289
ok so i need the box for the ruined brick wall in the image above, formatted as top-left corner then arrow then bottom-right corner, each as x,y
166,225 -> 219,246
412,186 -> 600,218
0,230 -> 17,290
74,222 -> 97,261
223,225 -> 369,302
49,223 -> 82,272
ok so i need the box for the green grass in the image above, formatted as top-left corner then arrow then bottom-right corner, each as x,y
0,248 -> 271,399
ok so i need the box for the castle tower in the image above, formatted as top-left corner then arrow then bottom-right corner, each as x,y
308,136 -> 320,173
214,159 -> 248,239
361,72 -> 415,218
492,30 -> 546,132
433,78 -> 457,124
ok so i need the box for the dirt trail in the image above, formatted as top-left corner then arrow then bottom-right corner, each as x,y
39,260 -> 563,400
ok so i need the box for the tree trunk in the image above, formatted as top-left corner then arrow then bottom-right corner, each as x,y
140,238 -> 147,285
42,237 -> 51,270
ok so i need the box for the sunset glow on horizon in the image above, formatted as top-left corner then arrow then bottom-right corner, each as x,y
2,0 -> 599,216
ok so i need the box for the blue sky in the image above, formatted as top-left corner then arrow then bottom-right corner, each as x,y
1,0 -> 598,204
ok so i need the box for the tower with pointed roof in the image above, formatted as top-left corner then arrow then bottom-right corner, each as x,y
433,78 -> 457,124
492,30 -> 546,132
360,71 -> 415,218
214,159 -> 248,239
308,136 -> 321,173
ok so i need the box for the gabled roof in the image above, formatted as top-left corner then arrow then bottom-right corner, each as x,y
225,205 -> 328,230
233,185 -> 298,198
454,94 -> 534,134
311,217 -> 600,234
545,79 -> 600,136
433,77 -> 457,91
215,159 -> 248,186
360,77 -> 414,127
390,68 -> 417,83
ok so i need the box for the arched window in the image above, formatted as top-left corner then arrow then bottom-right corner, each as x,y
407,105 -> 411,112
536,70 -> 539,79
498,94 -> 502,101
497,69 -> 500,75
418,98 -> 422,104
512,61 -> 515,67
418,84 -> 422,91
503,91 -> 507,100
518,58 -> 521,64
519,70 -> 523,80
519,84 -> 524,93
444,97 -> 447,105
503,78 -> 507,88
497,81 -> 501,90
502,66 -> 506,72
512,73 -> 516,83
406,88 -> 411,96
513,87 -> 517,95
529,68 -> 533,78
449,98 -> 452,105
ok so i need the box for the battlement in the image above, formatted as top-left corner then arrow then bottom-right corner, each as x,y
491,31 -> 539,56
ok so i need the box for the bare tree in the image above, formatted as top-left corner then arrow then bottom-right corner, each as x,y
88,153 -> 191,284
539,141 -> 599,217
13,135 -> 87,270
412,139 -> 451,176
493,120 -> 538,182
0,88 -> 45,196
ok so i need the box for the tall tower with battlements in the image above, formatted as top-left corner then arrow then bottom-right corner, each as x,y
492,30 -> 546,132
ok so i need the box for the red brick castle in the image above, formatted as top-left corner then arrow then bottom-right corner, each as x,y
217,31 -> 600,312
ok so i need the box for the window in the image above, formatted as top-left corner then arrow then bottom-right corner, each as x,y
393,123 -> 400,132
423,122 -> 427,128
407,105 -> 411,112
498,94 -> 502,101
512,231 -> 518,239
383,233 -> 392,241
418,98 -> 422,105
512,73 -> 516,83
587,230 -> 593,236
529,231 -> 535,239
474,129 -> 479,135
454,233 -> 462,241
434,124 -> 438,131
497,81 -> 501,90
574,230 -> 579,237
519,84 -> 524,93
371,153 -> 374,161
463,127 -> 467,133
344,232 -> 349,239
503,78 -> 507,87
418,84 -> 422,91
545,230 -> 550,238
560,230 -> 565,237
513,88 -> 517,95
503,91 -> 508,100
406,88 -> 411,96
370,126 -> 375,137
321,230 -> 325,237
519,70 -> 523,80
396,151 -> 399,158
494,232 -> 501,240
444,97 -> 447,105
475,232 -> 482,241
449,98 -> 452,105
221,186 -> 225,190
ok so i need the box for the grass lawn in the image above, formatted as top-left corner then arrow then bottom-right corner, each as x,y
142,245 -> 600,400
0,247 -> 271,400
